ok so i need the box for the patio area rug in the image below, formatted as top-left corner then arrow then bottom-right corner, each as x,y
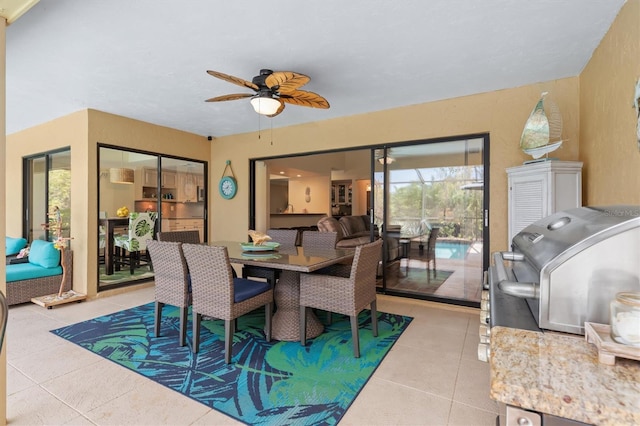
51,302 -> 412,425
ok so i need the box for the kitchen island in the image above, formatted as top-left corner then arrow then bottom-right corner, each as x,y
269,213 -> 326,228
490,326 -> 640,425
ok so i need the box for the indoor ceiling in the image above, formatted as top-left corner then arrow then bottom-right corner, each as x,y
5,0 -> 625,139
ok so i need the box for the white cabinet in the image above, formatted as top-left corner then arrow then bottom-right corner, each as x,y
162,171 -> 177,189
507,161 -> 582,245
176,173 -> 202,202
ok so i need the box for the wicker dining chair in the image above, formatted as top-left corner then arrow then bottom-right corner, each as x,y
266,229 -> 298,247
301,230 -> 337,251
299,238 -> 382,358
243,228 -> 298,288
146,240 -> 191,346
157,230 -> 200,244
182,243 -> 273,363
301,229 -> 351,325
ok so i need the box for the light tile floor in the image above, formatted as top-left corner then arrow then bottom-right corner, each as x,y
6,286 -> 500,425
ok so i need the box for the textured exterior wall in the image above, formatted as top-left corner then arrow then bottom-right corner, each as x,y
213,78 -> 581,257
580,0 -> 640,205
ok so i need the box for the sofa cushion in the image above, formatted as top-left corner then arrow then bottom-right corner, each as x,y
28,240 -> 61,268
317,216 -> 345,241
6,262 -> 63,282
336,235 -> 372,248
339,216 -> 367,236
6,236 -> 27,256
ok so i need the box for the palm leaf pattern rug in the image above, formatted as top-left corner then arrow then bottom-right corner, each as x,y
51,303 -> 412,425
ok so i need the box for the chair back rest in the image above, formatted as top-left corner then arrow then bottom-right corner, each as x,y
302,231 -> 337,251
349,239 -> 383,291
157,230 -> 200,244
127,212 -> 157,251
0,291 -> 7,355
182,244 -> 234,312
428,227 -> 440,252
266,229 -> 298,247
147,240 -> 190,306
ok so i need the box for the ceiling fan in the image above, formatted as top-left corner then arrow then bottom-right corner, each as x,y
205,69 -> 330,117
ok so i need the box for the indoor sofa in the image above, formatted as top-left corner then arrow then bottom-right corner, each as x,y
317,215 -> 399,260
5,240 -> 72,305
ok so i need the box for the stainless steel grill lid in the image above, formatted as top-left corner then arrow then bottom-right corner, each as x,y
512,205 -> 640,273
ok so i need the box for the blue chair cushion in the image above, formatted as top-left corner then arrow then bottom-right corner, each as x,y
28,240 -> 61,268
6,263 -> 63,282
6,236 -> 27,256
233,278 -> 270,303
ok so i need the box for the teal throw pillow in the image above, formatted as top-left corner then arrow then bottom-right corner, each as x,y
28,239 -> 61,268
6,236 -> 27,256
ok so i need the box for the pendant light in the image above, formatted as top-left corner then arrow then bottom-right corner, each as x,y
109,151 -> 135,184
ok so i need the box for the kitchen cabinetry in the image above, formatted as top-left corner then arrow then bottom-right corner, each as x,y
507,160 -> 582,244
176,172 -> 203,202
331,180 -> 353,216
141,168 -> 176,188
136,168 -> 178,200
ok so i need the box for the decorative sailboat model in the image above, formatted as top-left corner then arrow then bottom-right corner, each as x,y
520,92 -> 563,163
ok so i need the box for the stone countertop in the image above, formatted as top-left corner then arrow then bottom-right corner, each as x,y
490,326 -> 640,426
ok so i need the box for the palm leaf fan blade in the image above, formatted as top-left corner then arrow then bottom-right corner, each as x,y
205,93 -> 253,102
280,90 -> 330,109
265,72 -> 310,93
206,70 -> 259,91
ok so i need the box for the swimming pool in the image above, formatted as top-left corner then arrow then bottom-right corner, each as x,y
435,241 -> 471,260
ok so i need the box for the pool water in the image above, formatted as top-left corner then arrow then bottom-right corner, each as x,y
435,242 -> 471,260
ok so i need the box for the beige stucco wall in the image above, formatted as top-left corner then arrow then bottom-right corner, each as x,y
212,77 -> 581,256
1,16 -> 7,426
7,111 -> 90,293
6,109 -> 210,298
580,0 -> 640,205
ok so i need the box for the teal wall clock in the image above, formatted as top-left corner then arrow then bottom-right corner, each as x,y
219,160 -> 237,199
219,175 -> 237,199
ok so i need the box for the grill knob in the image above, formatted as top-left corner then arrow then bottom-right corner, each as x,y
477,343 -> 490,362
480,310 -> 490,324
481,290 -> 489,300
479,324 -> 490,338
481,300 -> 490,311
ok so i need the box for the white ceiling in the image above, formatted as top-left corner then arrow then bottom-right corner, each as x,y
5,0 -> 625,138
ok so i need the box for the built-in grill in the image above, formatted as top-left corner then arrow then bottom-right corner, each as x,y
479,205 -> 640,362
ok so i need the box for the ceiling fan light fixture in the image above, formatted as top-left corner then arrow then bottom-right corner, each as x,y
250,96 -> 281,116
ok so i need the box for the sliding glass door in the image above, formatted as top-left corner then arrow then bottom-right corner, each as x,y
97,145 -> 207,290
23,149 -> 72,243
377,138 -> 487,305
251,134 -> 489,307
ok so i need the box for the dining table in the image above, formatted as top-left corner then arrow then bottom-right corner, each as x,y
211,241 -> 355,341
99,217 -> 129,275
